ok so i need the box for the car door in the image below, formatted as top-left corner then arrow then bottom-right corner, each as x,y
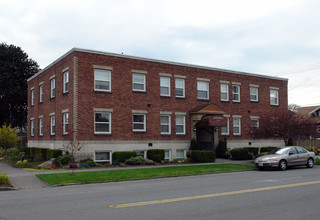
295,147 -> 309,165
287,147 -> 299,166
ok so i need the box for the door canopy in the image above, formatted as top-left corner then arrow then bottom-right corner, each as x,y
189,104 -> 228,128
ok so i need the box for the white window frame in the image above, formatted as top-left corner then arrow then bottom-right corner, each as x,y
232,84 -> 240,102
176,149 -> 186,159
50,114 -> 55,135
31,89 -> 34,106
270,88 -> 279,106
250,86 -> 259,102
94,69 -> 111,92
175,114 -> 186,135
220,83 -> 229,101
39,84 -> 43,103
197,80 -> 209,100
160,115 -> 171,135
175,78 -> 185,98
30,119 -> 34,136
94,151 -> 112,162
39,116 -> 43,136
50,78 -> 55,98
63,71 -> 69,93
63,112 -> 69,134
250,116 -> 259,128
94,111 -> 112,134
165,150 -> 171,161
132,73 -> 146,92
221,117 -> 230,135
160,76 -> 171,97
233,117 -> 241,136
135,150 -> 147,158
133,113 -> 146,132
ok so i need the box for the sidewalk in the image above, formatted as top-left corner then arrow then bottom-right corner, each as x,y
0,159 -> 254,190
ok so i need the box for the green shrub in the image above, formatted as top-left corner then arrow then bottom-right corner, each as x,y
230,148 -> 253,160
0,147 -> 18,158
190,150 -> 216,163
56,155 -> 74,165
80,158 -> 96,167
315,157 -> 320,165
125,156 -> 154,165
243,147 -> 259,157
0,124 -> 21,149
215,138 -> 227,158
147,149 -> 165,163
112,151 -> 137,164
190,138 -> 203,150
46,149 -> 63,160
260,147 -> 277,154
0,172 -> 11,187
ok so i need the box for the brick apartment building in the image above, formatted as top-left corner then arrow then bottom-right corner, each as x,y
27,48 -> 288,162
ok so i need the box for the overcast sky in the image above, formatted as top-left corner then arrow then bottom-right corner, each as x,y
1,0 -> 320,106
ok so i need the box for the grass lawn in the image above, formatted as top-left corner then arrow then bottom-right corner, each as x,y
36,164 -> 255,185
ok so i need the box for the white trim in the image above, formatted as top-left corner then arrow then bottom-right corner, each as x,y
270,89 -> 279,106
50,77 -> 55,98
132,72 -> 146,92
175,112 -> 186,116
94,68 -> 111,92
175,78 -> 185,98
30,86 -> 35,90
197,77 -> 210,82
62,67 -> 69,73
38,81 -> 43,86
249,84 -> 259,87
94,111 -> 112,134
232,82 -> 241,85
50,75 -> 56,80
160,111 -> 172,115
175,115 -> 186,135
133,113 -> 146,132
174,75 -> 186,79
250,86 -> 259,102
232,115 -> 242,118
220,80 -> 230,84
49,112 -> 55,116
93,65 -> 113,70
30,119 -> 34,137
159,73 -> 172,77
269,87 -> 279,90
220,83 -> 229,102
197,80 -> 209,100
160,76 -> 171,97
94,151 -> 112,162
50,115 -> 55,135
94,108 -> 113,112
165,149 -> 172,161
132,69 -> 147,74
232,117 -> 241,136
160,114 -> 171,135
63,112 -> 69,134
62,109 -> 69,113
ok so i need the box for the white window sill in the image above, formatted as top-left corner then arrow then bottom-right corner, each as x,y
197,97 -> 209,100
94,132 -> 111,135
94,89 -> 111,93
176,133 -> 186,135
133,130 -> 146,132
160,95 -> 171,97
175,96 -> 185,99
233,134 -> 241,136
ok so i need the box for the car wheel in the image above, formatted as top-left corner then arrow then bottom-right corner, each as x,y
307,158 -> 314,168
279,160 -> 287,171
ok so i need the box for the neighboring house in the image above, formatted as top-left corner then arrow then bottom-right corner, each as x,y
297,105 -> 320,138
27,48 -> 288,162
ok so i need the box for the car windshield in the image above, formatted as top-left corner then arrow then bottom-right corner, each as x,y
269,147 -> 290,155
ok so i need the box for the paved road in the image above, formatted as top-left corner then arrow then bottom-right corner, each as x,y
1,166 -> 320,220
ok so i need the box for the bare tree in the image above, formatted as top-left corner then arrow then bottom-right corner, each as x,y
61,139 -> 84,175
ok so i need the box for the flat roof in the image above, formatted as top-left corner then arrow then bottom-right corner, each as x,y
28,48 -> 288,82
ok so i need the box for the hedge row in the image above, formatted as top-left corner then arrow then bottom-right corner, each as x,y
20,147 -> 63,162
230,146 -> 279,160
190,150 -> 216,163
112,151 -> 137,164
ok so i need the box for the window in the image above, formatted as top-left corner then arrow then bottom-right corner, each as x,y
221,117 -> 229,135
63,112 -> 69,134
176,149 -> 186,159
94,112 -> 111,134
270,89 -> 279,105
160,76 -> 170,96
250,86 -> 258,102
232,85 -> 240,102
250,117 -> 259,128
135,150 -> 146,158
197,81 -> 209,100
30,119 -> 34,136
50,78 -> 55,98
63,71 -> 69,93
133,73 -> 146,92
318,124 -> 320,132
94,151 -> 111,162
133,114 -> 146,132
176,115 -> 186,135
31,89 -> 34,106
39,85 -> 43,103
233,117 -> 241,135
165,150 -> 171,160
220,83 -> 229,101
175,78 -> 185,98
94,69 -> 111,92
50,115 -> 55,135
39,117 -> 43,136
160,115 -> 171,135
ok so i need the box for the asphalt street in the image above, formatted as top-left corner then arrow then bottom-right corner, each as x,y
1,166 -> 320,220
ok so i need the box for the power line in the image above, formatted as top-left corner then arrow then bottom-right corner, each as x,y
269,62 -> 320,77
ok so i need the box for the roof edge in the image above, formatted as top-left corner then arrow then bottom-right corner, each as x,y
28,47 -> 289,82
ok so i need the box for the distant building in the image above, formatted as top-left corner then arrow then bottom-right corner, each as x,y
27,48 -> 288,162
297,105 -> 320,138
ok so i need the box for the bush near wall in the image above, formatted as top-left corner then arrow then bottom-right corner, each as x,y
112,151 -> 137,164
243,147 -> 259,157
191,150 -> 216,163
230,148 -> 253,160
260,147 -> 278,154
20,147 -> 62,161
147,149 -> 165,163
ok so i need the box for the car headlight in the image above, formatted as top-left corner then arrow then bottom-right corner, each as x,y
266,159 -> 278,163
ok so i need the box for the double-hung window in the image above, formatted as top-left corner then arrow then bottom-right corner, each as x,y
176,149 -> 186,159
175,114 -> 186,135
94,69 -> 111,92
250,86 -> 258,102
50,114 -> 55,135
39,84 -> 43,103
94,151 -> 111,162
30,119 -> 34,136
270,88 -> 279,105
175,77 -> 185,98
220,83 -> 229,101
50,78 -> 55,98
31,89 -> 34,106
160,114 -> 171,135
63,71 -> 69,93
197,80 -> 209,100
221,117 -> 229,135
94,111 -> 112,134
160,76 -> 170,97
133,73 -> 146,92
250,116 -> 259,128
133,113 -> 146,132
63,112 -> 69,134
232,84 -> 240,102
233,116 -> 241,135
39,116 -> 43,136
